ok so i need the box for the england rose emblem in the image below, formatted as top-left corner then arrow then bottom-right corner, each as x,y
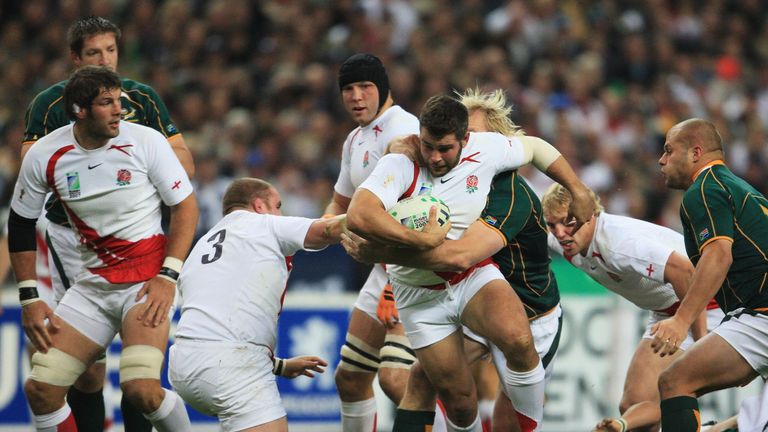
466,175 -> 478,193
116,169 -> 132,186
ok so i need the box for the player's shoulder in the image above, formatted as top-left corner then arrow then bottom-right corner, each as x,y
383,105 -> 419,124
26,124 -> 73,157
120,78 -> 159,95
118,120 -> 167,143
28,80 -> 67,108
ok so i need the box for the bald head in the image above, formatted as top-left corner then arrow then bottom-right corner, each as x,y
222,178 -> 277,215
669,118 -> 723,154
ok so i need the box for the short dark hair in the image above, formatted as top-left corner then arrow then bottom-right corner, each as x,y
418,95 -> 468,140
222,178 -> 274,215
63,66 -> 121,119
67,16 -> 121,55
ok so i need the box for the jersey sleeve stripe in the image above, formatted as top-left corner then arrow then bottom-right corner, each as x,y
125,88 -> 170,137
479,219 -> 508,246
699,235 -> 733,252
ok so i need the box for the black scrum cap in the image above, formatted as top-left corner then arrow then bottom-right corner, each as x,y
338,53 -> 390,113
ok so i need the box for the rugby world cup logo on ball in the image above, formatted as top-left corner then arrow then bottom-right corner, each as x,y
388,195 -> 450,231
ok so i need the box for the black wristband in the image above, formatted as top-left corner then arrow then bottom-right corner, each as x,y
19,287 -> 40,302
272,357 -> 285,376
158,266 -> 180,281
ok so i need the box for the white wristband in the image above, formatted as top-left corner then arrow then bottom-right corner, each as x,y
18,279 -> 37,289
163,257 -> 184,273
21,298 -> 42,307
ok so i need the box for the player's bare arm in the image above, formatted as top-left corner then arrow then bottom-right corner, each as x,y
279,356 -> 329,379
386,134 -> 423,163
543,156 -> 593,225
347,188 -> 449,250
8,208 -> 61,352
663,250 -> 707,340
136,193 -> 198,327
651,238 -> 732,356
168,134 -> 195,178
304,214 -> 347,249
323,192 -> 351,216
343,218 -> 502,272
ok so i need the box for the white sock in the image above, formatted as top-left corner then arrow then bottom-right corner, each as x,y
478,399 -> 495,423
503,360 -> 545,432
341,398 -> 377,432
34,403 -> 72,432
144,388 -> 192,432
433,402 -> 448,432
445,413 -> 482,432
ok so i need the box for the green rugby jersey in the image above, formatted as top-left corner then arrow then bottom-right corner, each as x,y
480,170 -> 560,319
681,161 -> 768,312
24,78 -> 180,225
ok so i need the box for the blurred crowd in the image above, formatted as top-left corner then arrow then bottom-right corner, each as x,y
1,0 -> 767,240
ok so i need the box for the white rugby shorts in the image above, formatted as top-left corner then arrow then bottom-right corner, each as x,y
169,339 -> 285,431
391,264 -> 504,349
464,305 -> 562,385
55,278 -> 177,347
712,310 -> 768,378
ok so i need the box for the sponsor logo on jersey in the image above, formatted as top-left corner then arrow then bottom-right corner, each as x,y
66,172 -> 80,198
363,150 -> 369,168
167,123 -> 178,135
116,169 -> 132,186
699,228 -> 710,242
383,174 -> 394,187
18,188 -> 26,201
466,175 -> 478,194
484,215 -> 498,226
121,106 -> 137,122
373,125 -> 383,138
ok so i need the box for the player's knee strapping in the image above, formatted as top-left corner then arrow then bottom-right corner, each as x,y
119,345 -> 164,383
380,334 -> 416,370
29,348 -> 88,387
338,333 -> 380,373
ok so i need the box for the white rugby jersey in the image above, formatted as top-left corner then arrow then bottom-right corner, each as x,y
548,213 -> 683,311
11,121 -> 192,284
175,210 -> 314,348
334,105 -> 419,198
359,132 -> 529,286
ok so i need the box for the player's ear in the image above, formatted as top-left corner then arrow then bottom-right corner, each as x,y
70,51 -> 82,67
251,197 -> 265,214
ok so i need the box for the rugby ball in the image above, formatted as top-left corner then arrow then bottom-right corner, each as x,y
389,195 -> 450,231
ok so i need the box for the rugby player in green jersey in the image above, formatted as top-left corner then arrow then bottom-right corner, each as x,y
655,118 -> 768,431
21,16 -> 194,432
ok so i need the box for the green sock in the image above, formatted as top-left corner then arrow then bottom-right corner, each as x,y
661,396 -> 700,432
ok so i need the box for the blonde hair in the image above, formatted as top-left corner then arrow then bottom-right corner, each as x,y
541,183 -> 603,216
457,87 -> 524,136
222,178 -> 274,215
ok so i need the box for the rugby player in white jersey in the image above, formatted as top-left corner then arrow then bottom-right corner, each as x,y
169,178 -> 348,431
346,94 -> 593,431
541,184 -> 723,432
343,88 -> 568,432
325,53 -> 429,432
8,66 -> 197,432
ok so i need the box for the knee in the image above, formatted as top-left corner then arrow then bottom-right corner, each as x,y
120,379 -> 163,413
378,367 -> 408,403
497,332 -> 537,369
74,363 -> 106,393
657,367 -> 679,399
438,389 -> 477,425
24,379 -> 55,411
335,367 -> 374,399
